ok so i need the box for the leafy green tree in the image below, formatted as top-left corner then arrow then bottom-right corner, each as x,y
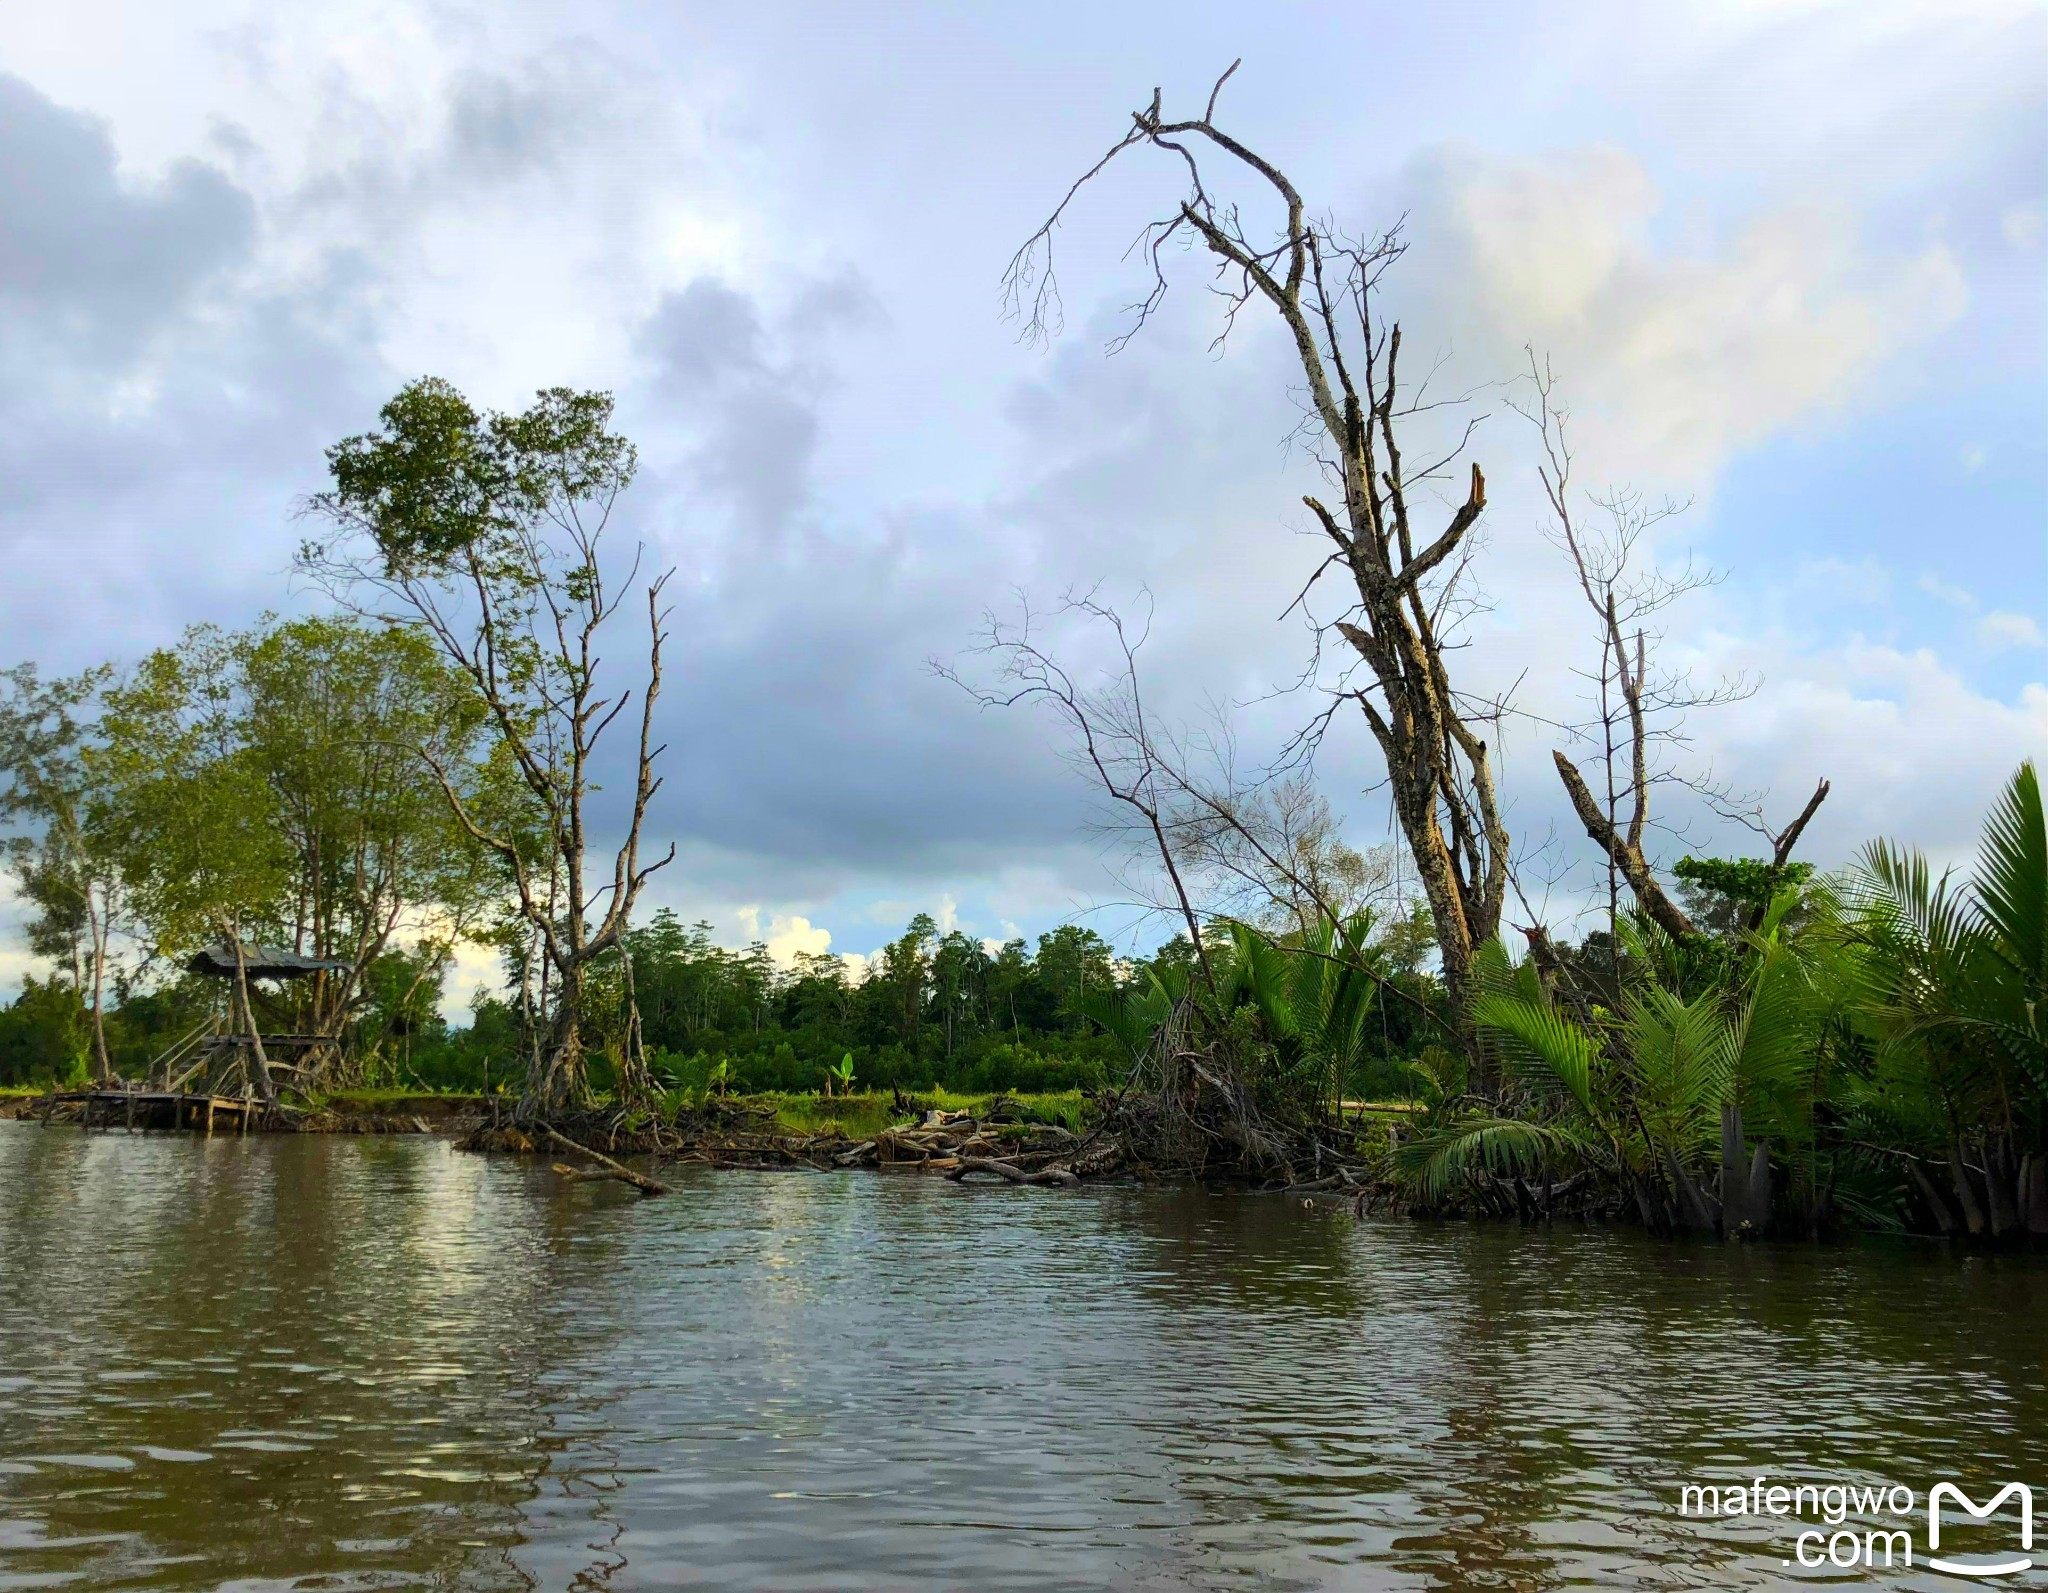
877,913 -> 937,1054
930,930 -> 991,1057
0,665 -> 122,1078
236,617 -> 500,1055
1838,761 -> 2046,1236
0,974 -> 90,1087
1032,924 -> 1116,1030
93,630 -> 298,1098
304,378 -> 677,1114
1395,910 -> 1826,1232
84,618 -> 501,1092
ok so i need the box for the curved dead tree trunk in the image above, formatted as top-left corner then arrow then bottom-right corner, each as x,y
1519,357 -> 1772,946
1553,749 -> 1697,942
1008,63 -> 1512,1057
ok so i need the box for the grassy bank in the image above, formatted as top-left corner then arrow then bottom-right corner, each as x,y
305,1085 -> 1094,1138
0,1084 -> 1097,1139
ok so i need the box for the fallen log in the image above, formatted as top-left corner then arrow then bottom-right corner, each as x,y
553,1161 -> 661,1190
951,1155 -> 1079,1187
544,1127 -> 671,1196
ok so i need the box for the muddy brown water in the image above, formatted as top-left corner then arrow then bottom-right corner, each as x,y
2,1124 -> 2044,1590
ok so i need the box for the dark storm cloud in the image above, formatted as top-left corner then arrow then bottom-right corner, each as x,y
642,272 -> 882,543
604,273 -> 1089,892
590,278 -> 1351,905
0,74 -> 253,369
0,76 -> 381,663
443,63 -> 604,182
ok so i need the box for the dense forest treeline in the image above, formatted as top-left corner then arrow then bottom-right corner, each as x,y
0,906 -> 1437,1100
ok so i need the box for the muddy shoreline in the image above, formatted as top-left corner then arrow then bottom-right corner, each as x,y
0,1094 -> 1144,1191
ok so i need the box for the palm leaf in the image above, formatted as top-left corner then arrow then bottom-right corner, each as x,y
1470,989 -> 1601,1119
1393,1113 -> 1593,1203
1973,761 -> 2045,990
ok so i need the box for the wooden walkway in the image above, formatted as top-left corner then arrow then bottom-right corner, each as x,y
43,1088 -> 270,1134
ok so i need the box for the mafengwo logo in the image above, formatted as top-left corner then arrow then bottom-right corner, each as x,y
1928,1483 -> 2033,1578
1678,1477 -> 2035,1575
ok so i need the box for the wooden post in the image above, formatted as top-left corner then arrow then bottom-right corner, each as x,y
126,1089 -> 136,1133
204,1097 -> 215,1136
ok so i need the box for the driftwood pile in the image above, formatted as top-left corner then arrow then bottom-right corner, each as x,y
460,1105 -> 1119,1194
825,1108 -> 1119,1186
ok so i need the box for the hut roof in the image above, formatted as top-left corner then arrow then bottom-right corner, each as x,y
186,943 -> 351,981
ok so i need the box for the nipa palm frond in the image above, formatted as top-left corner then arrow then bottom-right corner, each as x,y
1972,760 -> 2046,994
1392,1113 -> 1593,1204
1470,987 -> 1602,1120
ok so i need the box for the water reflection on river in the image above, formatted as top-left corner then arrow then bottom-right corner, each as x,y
1,1125 -> 2043,1590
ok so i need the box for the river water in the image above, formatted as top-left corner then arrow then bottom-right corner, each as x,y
1,1125 -> 2044,1591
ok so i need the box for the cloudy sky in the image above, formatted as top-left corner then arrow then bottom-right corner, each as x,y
2,0 -> 2042,996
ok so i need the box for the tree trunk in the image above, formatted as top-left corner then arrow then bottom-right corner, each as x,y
1948,1137 -> 1987,1237
229,932 -> 277,1106
1553,752 -> 1698,940
1908,1159 -> 1958,1236
521,960 -> 586,1120
1667,1151 -> 1719,1233
1985,1134 -> 2019,1237
86,886 -> 112,1083
1719,1104 -> 1748,1237
616,943 -> 653,1106
1745,1142 -> 1772,1238
2024,1153 -> 2048,1237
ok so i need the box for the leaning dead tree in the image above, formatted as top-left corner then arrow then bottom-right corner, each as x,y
1516,356 -> 1823,943
1008,63 -> 1511,1027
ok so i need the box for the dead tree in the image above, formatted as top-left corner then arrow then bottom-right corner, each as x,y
1516,356 -> 1755,945
1704,778 -> 1833,934
940,591 -> 1457,1046
937,592 -> 1216,991
1007,63 -> 1511,1032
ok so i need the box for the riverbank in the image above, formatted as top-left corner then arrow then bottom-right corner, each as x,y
0,1085 -> 1113,1169
0,1083 -> 1375,1194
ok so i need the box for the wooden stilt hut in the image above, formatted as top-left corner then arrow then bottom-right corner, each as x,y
43,945 -> 350,1134
178,942 -> 352,1101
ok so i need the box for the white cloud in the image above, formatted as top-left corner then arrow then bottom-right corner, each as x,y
1412,146 -> 1969,488
734,906 -> 835,965
1918,572 -> 1979,610
1796,556 -> 1891,605
1978,610 -> 2046,650
1683,631 -> 2048,869
439,937 -> 503,1022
